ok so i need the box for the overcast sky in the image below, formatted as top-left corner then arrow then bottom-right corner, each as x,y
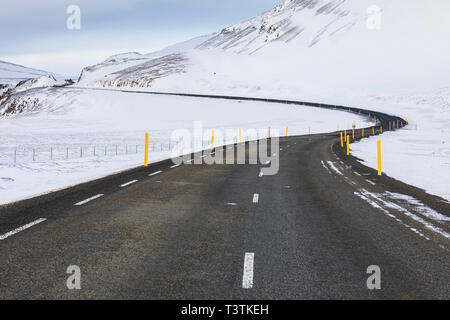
0,0 -> 281,76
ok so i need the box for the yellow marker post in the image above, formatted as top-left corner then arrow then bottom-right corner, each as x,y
352,129 -> 355,140
389,122 -> 391,131
337,124 -> 339,131
362,128 -> 364,137
239,128 -> 242,143
340,132 -> 343,148
286,126 -> 288,137
372,127 -> 375,135
377,140 -> 382,175
309,127 -> 311,135
211,130 -> 215,150
268,127 -> 271,138
344,130 -> 347,142
144,132 -> 149,167
346,135 -> 350,155
380,126 -> 383,134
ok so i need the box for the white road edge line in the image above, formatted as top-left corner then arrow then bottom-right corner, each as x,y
75,194 -> 104,206
242,252 -> 255,289
120,180 -> 138,188
149,170 -> 163,176
0,218 -> 47,240
253,193 -> 259,203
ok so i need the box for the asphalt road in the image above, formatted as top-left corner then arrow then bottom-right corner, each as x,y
0,126 -> 449,299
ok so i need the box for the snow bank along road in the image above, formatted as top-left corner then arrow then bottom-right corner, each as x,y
0,96 -> 449,299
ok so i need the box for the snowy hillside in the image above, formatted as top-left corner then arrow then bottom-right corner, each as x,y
0,60 -> 60,85
197,0 -> 359,53
76,34 -> 214,88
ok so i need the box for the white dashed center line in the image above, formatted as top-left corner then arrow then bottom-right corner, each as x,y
258,171 -> 264,177
149,170 -> 163,176
0,218 -> 47,241
366,179 -> 376,186
265,160 -> 271,165
242,252 -> 255,289
120,180 -> 138,188
75,194 -> 104,206
170,164 -> 181,169
252,193 -> 259,203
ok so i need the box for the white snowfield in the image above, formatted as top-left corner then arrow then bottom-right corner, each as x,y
350,89 -> 450,201
1,0 -> 450,203
0,88 -> 368,205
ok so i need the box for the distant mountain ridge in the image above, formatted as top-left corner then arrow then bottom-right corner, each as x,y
76,34 -> 215,87
197,0 -> 358,54
0,60 -> 61,83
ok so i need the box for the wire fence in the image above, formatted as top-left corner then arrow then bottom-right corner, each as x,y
0,139 -> 223,164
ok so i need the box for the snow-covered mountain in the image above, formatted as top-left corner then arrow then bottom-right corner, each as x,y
0,60 -> 60,84
0,60 -> 65,97
75,0 -> 450,96
197,0 -> 359,53
76,33 -> 214,88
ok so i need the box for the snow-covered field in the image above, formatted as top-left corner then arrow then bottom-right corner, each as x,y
0,88 -> 368,205
350,90 -> 450,201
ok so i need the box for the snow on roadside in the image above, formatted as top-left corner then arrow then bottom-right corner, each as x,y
350,89 -> 450,201
0,88 -> 367,205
